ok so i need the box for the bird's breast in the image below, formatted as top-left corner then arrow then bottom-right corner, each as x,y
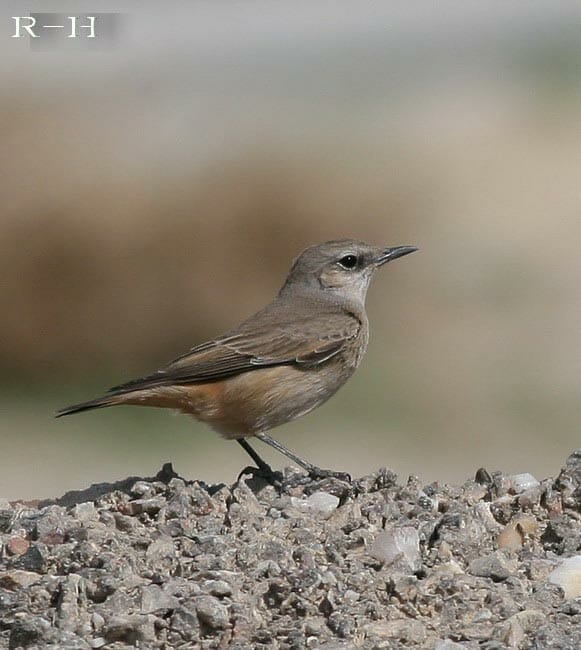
169,359 -> 356,439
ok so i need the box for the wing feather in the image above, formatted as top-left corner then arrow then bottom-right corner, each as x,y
107,310 -> 360,395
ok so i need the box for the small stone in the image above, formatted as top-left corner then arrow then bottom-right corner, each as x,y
255,559 -> 281,578
369,527 -> 421,573
131,481 -> 158,498
6,535 -> 30,556
528,558 -> 554,581
468,551 -> 514,581
509,473 -> 540,494
92,613 -> 105,632
189,483 -> 218,516
231,482 -> 266,516
195,595 -> 229,631
304,618 -> 326,636
35,506 -> 68,536
14,544 -> 48,572
515,515 -> 538,536
170,607 -> 200,642
0,569 -> 41,590
0,508 -> 13,534
557,450 -> 581,505
475,467 -> 493,484
343,589 -> 360,605
40,529 -> 66,545
560,600 -> 581,615
389,575 -> 418,602
472,608 -> 493,623
145,536 -> 176,573
492,473 -> 512,497
71,502 -> 98,521
464,482 -> 489,504
364,619 -> 426,643
501,609 -> 545,647
167,477 -> 186,491
56,574 -> 87,633
426,561 -> 465,589
125,498 -> 165,516
436,540 -> 453,561
140,584 -> 180,614
306,491 -> 340,517
517,486 -> 542,510
321,570 -> 338,586
202,579 -> 232,597
328,611 -> 356,638
113,512 -> 140,532
548,555 -> 581,599
498,523 -> 525,551
542,482 -> 563,517
435,641 -> 467,650
291,492 -> 340,519
9,617 -> 51,649
104,615 -> 156,645
496,514 -> 539,551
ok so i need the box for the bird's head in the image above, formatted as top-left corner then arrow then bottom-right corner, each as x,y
281,239 -> 417,304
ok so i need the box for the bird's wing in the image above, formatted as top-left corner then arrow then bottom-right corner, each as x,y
107,311 -> 361,395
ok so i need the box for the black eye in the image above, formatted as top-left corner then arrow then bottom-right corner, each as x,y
337,254 -> 358,270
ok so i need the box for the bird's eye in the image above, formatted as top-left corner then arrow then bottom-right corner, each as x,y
337,254 -> 358,270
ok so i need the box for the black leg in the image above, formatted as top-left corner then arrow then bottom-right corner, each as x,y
256,433 -> 351,482
237,438 -> 272,472
236,438 -> 280,484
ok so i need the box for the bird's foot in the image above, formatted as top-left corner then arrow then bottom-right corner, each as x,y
307,467 -> 351,483
237,463 -> 283,487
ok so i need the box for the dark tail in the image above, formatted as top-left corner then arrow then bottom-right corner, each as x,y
56,368 -> 171,418
55,395 -> 119,418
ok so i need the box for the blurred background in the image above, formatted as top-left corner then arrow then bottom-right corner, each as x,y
2,1 -> 581,499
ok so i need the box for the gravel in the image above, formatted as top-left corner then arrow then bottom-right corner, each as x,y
1,451 -> 581,649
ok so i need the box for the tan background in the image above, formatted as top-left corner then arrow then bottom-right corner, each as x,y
2,2 -> 581,499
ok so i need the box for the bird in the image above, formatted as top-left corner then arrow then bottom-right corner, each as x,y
57,239 -> 417,480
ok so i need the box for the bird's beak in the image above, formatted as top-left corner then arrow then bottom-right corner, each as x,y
376,245 -> 418,266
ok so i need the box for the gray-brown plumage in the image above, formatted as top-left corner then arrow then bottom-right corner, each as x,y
57,239 -> 417,478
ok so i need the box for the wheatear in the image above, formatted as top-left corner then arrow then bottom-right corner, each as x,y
57,240 -> 417,479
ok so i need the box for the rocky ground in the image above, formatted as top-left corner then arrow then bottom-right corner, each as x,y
1,452 -> 581,649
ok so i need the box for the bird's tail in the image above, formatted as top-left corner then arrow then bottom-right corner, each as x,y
55,395 -> 120,418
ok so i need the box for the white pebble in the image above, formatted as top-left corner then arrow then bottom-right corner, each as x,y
290,492 -> 339,519
548,556 -> 581,599
370,527 -> 421,572
510,473 -> 540,494
306,492 -> 340,516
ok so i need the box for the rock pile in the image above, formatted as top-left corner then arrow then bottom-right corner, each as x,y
1,452 -> 581,648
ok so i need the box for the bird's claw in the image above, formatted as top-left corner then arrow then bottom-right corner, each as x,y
307,467 -> 351,482
237,464 -> 283,487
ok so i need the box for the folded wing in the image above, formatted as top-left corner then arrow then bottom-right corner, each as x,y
107,311 -> 361,396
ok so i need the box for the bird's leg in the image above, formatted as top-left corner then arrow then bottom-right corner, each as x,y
256,433 -> 351,482
236,438 -> 279,483
237,438 -> 272,472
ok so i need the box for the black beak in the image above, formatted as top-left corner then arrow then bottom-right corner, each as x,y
376,245 -> 418,266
